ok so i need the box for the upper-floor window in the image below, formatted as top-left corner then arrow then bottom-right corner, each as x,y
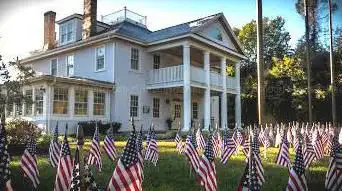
51,59 -> 58,76
25,89 -> 33,115
130,95 -> 139,117
131,48 -> 139,70
66,55 -> 74,76
53,87 -> 68,114
208,27 -> 223,41
94,91 -> 105,115
153,55 -> 160,69
74,89 -> 88,115
96,46 -> 105,71
152,98 -> 160,118
60,22 -> 74,44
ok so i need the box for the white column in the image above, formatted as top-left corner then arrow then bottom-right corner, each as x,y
204,51 -> 211,130
182,43 -> 191,132
220,57 -> 227,128
235,62 -> 241,127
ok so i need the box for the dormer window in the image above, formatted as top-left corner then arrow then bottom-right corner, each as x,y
60,21 -> 74,45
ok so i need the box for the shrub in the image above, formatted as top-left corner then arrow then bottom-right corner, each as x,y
79,121 -> 121,136
6,119 -> 42,145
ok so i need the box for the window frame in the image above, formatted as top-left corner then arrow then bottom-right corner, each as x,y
93,91 -> 106,116
53,87 -> 69,115
174,103 -> 181,119
35,88 -> 44,115
24,89 -> 33,116
153,54 -> 160,69
50,58 -> 58,76
152,97 -> 160,118
192,102 -> 198,119
130,48 -> 139,70
129,95 -> 139,118
95,45 -> 105,72
60,20 -> 75,45
74,89 -> 88,116
66,54 -> 74,76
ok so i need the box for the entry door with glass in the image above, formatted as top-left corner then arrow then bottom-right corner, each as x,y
171,101 -> 182,130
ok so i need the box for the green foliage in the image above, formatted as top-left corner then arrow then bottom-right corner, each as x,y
78,121 -> 121,136
6,119 -> 42,144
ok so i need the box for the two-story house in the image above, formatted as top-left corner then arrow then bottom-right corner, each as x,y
7,0 -> 246,134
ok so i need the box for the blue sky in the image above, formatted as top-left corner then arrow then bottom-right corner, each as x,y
0,0 -> 340,62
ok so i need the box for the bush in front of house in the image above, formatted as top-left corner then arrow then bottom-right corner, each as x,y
79,121 -> 121,136
6,119 -> 42,145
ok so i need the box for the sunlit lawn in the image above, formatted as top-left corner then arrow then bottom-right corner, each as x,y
10,141 -> 329,190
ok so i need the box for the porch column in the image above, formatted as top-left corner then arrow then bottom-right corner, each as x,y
220,57 -> 227,128
183,43 -> 191,132
235,62 -> 241,127
204,51 -> 211,130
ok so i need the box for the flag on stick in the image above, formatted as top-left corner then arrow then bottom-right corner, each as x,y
103,124 -> 118,162
145,127 -> 159,166
325,136 -> 342,191
221,128 -> 236,165
87,124 -> 102,171
184,133 -> 200,172
20,138 -> 40,189
49,122 -> 61,168
275,135 -> 290,168
196,126 -> 206,152
70,148 -> 81,191
303,134 -> 316,169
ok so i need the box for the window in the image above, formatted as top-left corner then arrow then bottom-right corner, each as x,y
74,89 -> 88,115
60,22 -> 74,44
152,98 -> 160,118
51,59 -> 58,76
192,102 -> 198,119
153,55 -> 160,69
35,89 -> 44,115
174,104 -> 181,118
25,89 -> 33,115
66,55 -> 74,76
53,87 -> 68,114
7,103 -> 13,116
16,102 -> 22,116
208,27 -> 223,41
130,95 -> 139,117
130,48 -> 139,70
94,92 -> 105,115
96,46 -> 105,71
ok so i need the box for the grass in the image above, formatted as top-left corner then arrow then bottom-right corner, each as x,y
10,141 -> 329,191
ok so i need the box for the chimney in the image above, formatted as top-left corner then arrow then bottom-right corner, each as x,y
82,0 -> 97,40
44,11 -> 56,50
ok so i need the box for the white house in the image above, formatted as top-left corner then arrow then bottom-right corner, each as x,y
6,0 -> 246,134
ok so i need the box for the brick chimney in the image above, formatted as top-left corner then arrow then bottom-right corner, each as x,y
82,0 -> 97,40
44,11 -> 56,50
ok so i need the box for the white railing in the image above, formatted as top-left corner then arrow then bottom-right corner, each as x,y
210,72 -> 222,88
226,77 -> 237,90
191,66 -> 206,85
147,65 -> 183,85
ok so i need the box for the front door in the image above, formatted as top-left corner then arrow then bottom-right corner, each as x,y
171,101 -> 182,130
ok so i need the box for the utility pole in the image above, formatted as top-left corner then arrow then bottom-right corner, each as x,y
328,0 -> 336,127
256,0 -> 265,125
305,0 -> 313,123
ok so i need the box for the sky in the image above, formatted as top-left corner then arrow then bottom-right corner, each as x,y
0,0 -> 340,62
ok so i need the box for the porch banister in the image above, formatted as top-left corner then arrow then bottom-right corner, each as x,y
182,44 -> 191,132
220,57 -> 227,129
204,51 -> 211,130
235,62 -> 241,127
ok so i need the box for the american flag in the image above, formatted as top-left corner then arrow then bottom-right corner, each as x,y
251,128 -> 265,186
303,134 -> 316,169
275,127 -> 282,148
136,126 -> 144,169
196,127 -> 206,152
235,129 -> 244,146
287,128 -> 293,146
0,122 -> 13,191
242,137 -> 250,158
293,134 -> 299,152
212,130 -> 221,158
84,162 -> 99,191
236,163 -> 249,191
103,125 -> 118,162
20,138 -> 40,188
145,127 -> 159,166
197,132 -> 217,191
87,124 -> 102,171
107,128 -> 143,191
275,136 -> 290,168
325,136 -> 342,190
286,135 -> 308,191
221,129 -> 236,165
49,122 -> 61,168
54,125 -> 73,191
184,134 -> 200,171
146,125 -> 152,148
313,131 -> 324,160
70,147 -> 81,191
175,130 -> 183,154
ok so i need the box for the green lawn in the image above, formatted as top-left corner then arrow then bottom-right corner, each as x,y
10,141 -> 329,191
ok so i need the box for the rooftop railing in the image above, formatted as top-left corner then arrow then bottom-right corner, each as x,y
101,7 -> 147,26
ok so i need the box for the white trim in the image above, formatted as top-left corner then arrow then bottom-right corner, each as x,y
94,45 -> 106,72
50,58 -> 58,76
152,97 -> 161,118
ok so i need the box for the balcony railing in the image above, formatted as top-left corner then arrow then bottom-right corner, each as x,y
147,65 -> 183,86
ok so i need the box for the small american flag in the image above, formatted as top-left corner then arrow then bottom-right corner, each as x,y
275,136 -> 290,168
235,129 -> 244,146
325,136 -> 342,190
175,131 -> 183,154
49,122 -> 61,168
242,137 -> 250,158
54,124 -> 73,191
184,134 -> 200,171
104,124 -> 118,162
70,148 -> 81,191
20,138 -> 40,188
313,130 -> 324,160
212,130 -> 221,158
84,162 -> 99,191
136,126 -> 144,169
87,124 -> 102,171
236,163 -> 249,191
303,134 -> 316,169
251,128 -> 265,186
107,128 -> 143,191
197,132 -> 217,191
145,127 -> 159,166
196,127 -> 206,152
249,152 -> 262,191
0,121 -> 13,191
221,129 -> 236,165
286,135 -> 308,191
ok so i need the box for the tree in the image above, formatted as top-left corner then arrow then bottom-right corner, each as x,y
0,54 -> 35,120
